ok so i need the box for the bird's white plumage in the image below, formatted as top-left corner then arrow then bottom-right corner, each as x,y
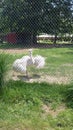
13,59 -> 27,73
34,55 -> 45,68
12,49 -> 45,76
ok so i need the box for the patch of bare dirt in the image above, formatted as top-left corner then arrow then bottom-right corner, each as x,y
42,104 -> 66,117
41,75 -> 69,84
62,63 -> 73,67
0,49 -> 31,54
10,71 -> 69,84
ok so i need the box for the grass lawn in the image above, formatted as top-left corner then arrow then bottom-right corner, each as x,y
0,43 -> 73,130
0,81 -> 73,130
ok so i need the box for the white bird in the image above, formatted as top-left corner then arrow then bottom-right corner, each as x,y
13,49 -> 33,76
12,49 -> 45,77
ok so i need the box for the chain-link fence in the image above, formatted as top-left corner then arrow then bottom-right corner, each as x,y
0,0 -> 73,46
0,3 -> 73,130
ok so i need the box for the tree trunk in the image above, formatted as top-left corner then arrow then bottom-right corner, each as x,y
54,33 -> 57,44
32,32 -> 37,44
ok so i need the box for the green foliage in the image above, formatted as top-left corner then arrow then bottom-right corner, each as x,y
1,80 -> 68,105
55,109 -> 73,129
65,86 -> 73,108
0,53 -> 9,93
0,80 -> 73,129
0,0 -> 73,43
42,0 -> 73,43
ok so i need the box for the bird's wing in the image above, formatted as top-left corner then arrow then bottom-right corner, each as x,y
13,59 -> 21,68
13,63 -> 26,73
13,58 -> 27,73
34,55 -> 45,68
21,56 -> 30,65
21,56 -> 30,60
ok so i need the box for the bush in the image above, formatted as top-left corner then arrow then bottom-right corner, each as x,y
65,86 -> 73,108
0,53 -> 8,93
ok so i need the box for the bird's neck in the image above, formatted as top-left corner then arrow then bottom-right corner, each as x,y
29,53 -> 34,64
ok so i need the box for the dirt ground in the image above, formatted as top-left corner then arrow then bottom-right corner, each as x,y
0,48 -> 29,54
42,104 -> 66,117
8,70 -> 69,84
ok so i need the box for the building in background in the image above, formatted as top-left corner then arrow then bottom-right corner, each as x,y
5,32 -> 32,44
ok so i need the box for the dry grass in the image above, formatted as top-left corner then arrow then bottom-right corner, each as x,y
42,104 -> 66,117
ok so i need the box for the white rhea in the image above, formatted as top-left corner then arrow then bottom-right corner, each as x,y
12,49 -> 45,77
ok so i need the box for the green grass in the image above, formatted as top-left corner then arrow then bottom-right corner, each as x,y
0,80 -> 73,130
33,47 -> 73,83
1,46 -> 72,84
0,44 -> 73,129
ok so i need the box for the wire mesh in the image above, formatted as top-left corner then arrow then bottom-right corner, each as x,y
0,0 -> 73,84
0,0 -> 73,46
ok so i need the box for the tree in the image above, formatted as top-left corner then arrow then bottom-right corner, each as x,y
1,0 -> 73,44
1,0 -> 45,43
42,0 -> 73,44
23,0 -> 45,44
1,0 -> 22,32
0,0 -> 3,32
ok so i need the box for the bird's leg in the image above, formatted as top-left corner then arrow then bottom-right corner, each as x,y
12,71 -> 15,76
26,70 -> 29,78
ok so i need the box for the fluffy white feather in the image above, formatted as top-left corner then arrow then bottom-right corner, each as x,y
13,59 -> 27,73
12,49 -> 45,76
34,55 -> 45,68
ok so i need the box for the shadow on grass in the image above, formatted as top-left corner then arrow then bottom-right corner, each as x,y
67,47 -> 73,55
0,42 -> 73,49
17,74 -> 40,81
64,87 -> 73,108
0,42 -> 33,49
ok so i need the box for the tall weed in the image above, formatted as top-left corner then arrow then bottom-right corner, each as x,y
0,53 -> 9,93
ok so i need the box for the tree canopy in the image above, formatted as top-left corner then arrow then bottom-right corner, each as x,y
0,0 -> 73,43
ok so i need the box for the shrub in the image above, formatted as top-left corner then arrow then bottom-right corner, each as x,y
0,53 -> 8,93
65,85 -> 73,108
